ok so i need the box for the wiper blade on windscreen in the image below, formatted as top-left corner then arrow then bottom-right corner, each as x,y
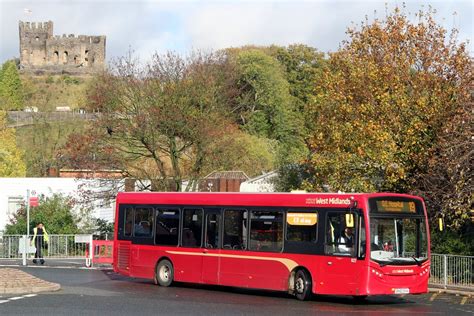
378,260 -> 390,267
411,255 -> 422,266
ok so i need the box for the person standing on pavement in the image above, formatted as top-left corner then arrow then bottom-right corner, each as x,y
31,223 -> 49,264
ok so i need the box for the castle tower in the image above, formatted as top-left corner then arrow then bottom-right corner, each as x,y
18,21 -> 106,74
19,21 -> 53,67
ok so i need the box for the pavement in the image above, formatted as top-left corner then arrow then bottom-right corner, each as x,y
0,267 -> 60,294
429,287 -> 473,297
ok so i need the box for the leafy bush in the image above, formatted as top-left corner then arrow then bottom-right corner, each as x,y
62,75 -> 81,85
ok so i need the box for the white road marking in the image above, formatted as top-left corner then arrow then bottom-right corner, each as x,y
9,296 -> 24,300
23,294 -> 37,298
0,294 -> 39,305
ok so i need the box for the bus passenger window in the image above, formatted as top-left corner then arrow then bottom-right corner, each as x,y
155,209 -> 180,246
286,212 -> 318,242
134,207 -> 153,237
249,210 -> 283,252
223,209 -> 248,250
205,213 -> 221,249
182,209 -> 203,247
124,208 -> 133,237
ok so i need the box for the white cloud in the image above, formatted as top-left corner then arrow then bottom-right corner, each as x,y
183,1 -> 473,53
183,3 -> 344,51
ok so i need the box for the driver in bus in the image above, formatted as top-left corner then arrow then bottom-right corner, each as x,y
337,227 -> 354,253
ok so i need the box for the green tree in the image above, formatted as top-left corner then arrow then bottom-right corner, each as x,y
230,49 -> 307,165
430,229 -> 474,255
203,129 -> 277,177
5,194 -> 80,235
233,50 -> 294,139
303,7 -> 470,193
95,218 -> 114,240
0,111 -> 26,176
271,44 -> 325,107
0,60 -> 24,110
274,163 -> 315,192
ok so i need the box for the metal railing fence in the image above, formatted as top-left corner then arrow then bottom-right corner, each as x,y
430,253 -> 473,290
0,234 -> 92,260
0,235 -> 22,259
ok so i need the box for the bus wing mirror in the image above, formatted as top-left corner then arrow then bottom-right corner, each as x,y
438,217 -> 444,231
345,213 -> 354,228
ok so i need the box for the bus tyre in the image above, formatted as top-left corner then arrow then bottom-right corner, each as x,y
156,260 -> 174,287
294,269 -> 312,301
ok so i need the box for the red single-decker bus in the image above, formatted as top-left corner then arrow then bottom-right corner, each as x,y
113,192 -> 430,300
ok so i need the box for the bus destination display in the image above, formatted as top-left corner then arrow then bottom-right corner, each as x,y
375,200 -> 417,213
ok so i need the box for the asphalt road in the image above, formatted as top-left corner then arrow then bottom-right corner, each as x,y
0,266 -> 472,316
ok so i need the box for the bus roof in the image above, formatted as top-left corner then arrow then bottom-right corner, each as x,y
116,192 -> 423,208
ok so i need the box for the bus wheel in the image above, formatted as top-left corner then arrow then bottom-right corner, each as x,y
294,269 -> 312,301
156,259 -> 174,287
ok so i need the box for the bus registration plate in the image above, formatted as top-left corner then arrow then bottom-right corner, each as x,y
394,288 -> 409,294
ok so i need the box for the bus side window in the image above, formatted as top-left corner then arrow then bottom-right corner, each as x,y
124,207 -> 133,237
249,210 -> 283,252
155,209 -> 180,246
223,209 -> 248,250
205,213 -> 221,249
286,212 -> 318,242
134,207 -> 154,237
182,209 -> 203,247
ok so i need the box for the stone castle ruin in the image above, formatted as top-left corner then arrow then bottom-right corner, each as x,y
19,21 -> 106,74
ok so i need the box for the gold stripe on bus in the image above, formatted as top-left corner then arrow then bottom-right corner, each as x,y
166,250 -> 298,272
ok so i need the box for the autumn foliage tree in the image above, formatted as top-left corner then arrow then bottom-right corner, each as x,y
79,51 -> 275,191
415,70 -> 473,230
303,7 -> 470,194
0,110 -> 26,176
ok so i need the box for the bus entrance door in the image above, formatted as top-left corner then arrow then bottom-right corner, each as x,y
201,210 -> 221,284
318,212 -> 362,295
318,256 -> 361,295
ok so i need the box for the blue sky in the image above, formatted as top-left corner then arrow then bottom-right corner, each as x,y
0,0 -> 472,64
